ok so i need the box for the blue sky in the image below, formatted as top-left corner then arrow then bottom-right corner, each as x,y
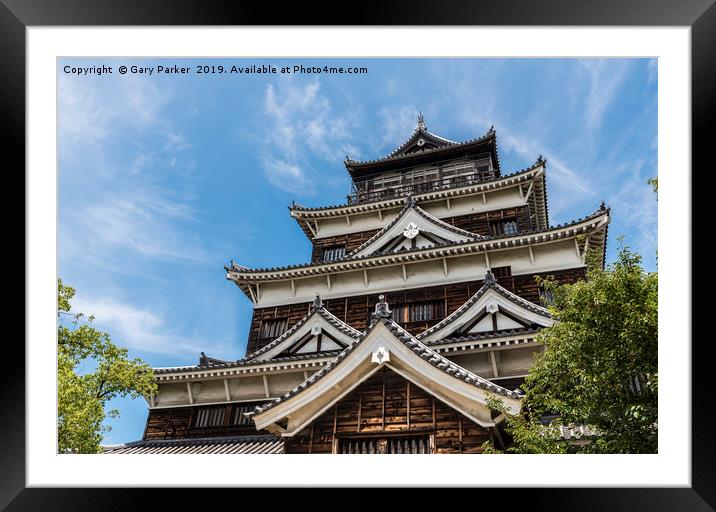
58,57 -> 657,444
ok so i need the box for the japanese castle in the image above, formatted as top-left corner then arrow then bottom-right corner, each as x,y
105,114 -> 609,454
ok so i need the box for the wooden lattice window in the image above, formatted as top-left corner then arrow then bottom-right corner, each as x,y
337,435 -> 433,454
391,300 -> 445,324
489,219 -> 519,236
491,266 -> 512,278
259,318 -> 287,339
322,246 -> 346,262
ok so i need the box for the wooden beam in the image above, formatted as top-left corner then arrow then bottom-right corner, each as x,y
290,279 -> 296,296
149,393 -> 155,408
583,235 -> 591,261
377,209 -> 383,222
406,381 -> 411,429
256,283 -> 261,301
346,215 -> 351,226
518,183 -> 524,199
446,198 -> 451,210
363,269 -> 369,287
326,274 -> 332,290
482,192 -> 487,204
529,246 -> 535,265
186,382 -> 194,405
402,263 -> 407,282
304,220 -> 317,238
442,257 -> 449,276
490,351 -> 499,378
246,284 -> 257,304
574,238 -> 581,258
484,252 -> 491,269
524,181 -> 535,201
223,379 -> 231,402
262,375 -> 270,398
303,370 -> 309,380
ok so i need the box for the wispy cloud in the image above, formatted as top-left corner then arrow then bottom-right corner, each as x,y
70,294 -> 235,359
581,59 -> 630,129
259,80 -> 359,195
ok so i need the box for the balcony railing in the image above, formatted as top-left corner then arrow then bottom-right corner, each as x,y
347,171 -> 497,205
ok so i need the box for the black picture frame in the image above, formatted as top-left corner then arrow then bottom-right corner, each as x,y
5,0 -> 710,509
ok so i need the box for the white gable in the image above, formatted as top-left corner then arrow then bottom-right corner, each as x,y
418,286 -> 554,343
248,310 -> 360,362
250,321 -> 522,436
351,206 -> 479,258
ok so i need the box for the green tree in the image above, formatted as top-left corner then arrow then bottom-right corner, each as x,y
58,279 -> 157,453
486,242 -> 658,454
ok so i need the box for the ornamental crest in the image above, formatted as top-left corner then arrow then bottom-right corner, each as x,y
403,222 -> 420,239
371,346 -> 390,364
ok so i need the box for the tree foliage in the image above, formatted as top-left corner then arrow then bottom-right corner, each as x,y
57,279 -> 157,453
486,242 -> 658,454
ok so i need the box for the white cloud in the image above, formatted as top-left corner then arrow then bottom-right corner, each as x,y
259,80 -> 359,194
70,294 -> 234,359
581,59 -> 630,129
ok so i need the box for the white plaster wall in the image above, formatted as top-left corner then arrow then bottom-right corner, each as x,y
251,239 -> 584,308
155,382 -> 189,407
446,352 -> 494,377
193,379 -> 226,404
311,187 -> 526,239
499,346 -> 543,375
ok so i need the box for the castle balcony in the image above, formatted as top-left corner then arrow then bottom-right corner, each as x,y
347,156 -> 496,205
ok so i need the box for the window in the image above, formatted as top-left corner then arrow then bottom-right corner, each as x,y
193,404 -> 255,429
489,219 -> 519,236
322,245 -> 346,262
390,300 -> 445,324
338,434 -> 433,454
259,318 -> 287,339
491,266 -> 512,278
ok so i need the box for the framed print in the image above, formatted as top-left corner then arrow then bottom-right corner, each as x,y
7,0 -> 712,509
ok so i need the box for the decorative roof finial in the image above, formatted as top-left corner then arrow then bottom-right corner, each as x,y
489,125 -> 495,134
484,270 -> 496,286
404,195 -> 417,209
417,111 -> 426,130
599,200 -> 606,211
311,293 -> 323,311
345,154 -> 350,161
372,294 -> 392,321
199,352 -> 208,367
537,154 -> 544,164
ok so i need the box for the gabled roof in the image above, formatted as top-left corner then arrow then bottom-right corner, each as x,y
344,116 -> 500,177
417,270 -> 554,344
348,196 -> 482,258
248,297 -> 522,436
243,295 -> 362,362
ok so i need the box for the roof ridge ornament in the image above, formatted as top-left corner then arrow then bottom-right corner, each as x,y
372,294 -> 392,321
404,195 -> 417,209
417,111 -> 426,131
488,125 -> 496,134
311,293 -> 323,311
484,270 -> 496,286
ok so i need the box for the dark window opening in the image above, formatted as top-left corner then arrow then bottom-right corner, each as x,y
338,434 -> 433,454
390,300 -> 445,324
489,219 -> 519,237
259,318 -> 287,339
322,246 -> 346,262
491,266 -> 512,278
192,404 -> 255,429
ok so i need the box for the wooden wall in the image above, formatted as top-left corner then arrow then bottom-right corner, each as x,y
284,367 -> 493,454
308,206 -> 531,263
142,401 -> 267,441
245,267 -> 586,356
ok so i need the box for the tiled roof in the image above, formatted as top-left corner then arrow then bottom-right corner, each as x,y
416,271 -> 551,340
345,126 -> 495,167
289,162 -> 543,214
248,316 -> 521,418
229,205 -> 610,277
424,327 -> 541,347
102,435 -> 284,454
153,350 -> 342,375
